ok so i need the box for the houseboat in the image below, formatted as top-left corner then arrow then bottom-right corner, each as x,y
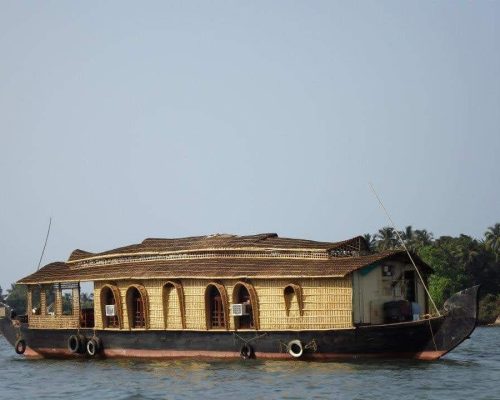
0,233 -> 479,360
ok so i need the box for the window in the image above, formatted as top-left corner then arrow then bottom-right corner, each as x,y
80,281 -> 95,328
284,284 -> 304,317
232,282 -> 258,330
62,288 -> 73,315
101,286 -> 120,328
31,286 -> 41,315
126,286 -> 146,329
45,285 -> 56,315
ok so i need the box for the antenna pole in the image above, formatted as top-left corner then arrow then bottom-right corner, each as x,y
368,183 -> 441,316
37,217 -> 52,271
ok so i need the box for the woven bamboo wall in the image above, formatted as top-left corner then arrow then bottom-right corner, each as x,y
94,282 -> 103,329
164,284 -> 183,329
256,278 -> 352,329
179,279 -> 208,330
94,277 -> 352,331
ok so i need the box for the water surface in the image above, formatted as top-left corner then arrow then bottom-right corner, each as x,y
0,327 -> 498,399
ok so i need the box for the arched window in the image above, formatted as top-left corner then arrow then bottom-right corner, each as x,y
284,284 -> 304,317
163,281 -> 186,329
126,286 -> 148,329
232,282 -> 259,330
205,283 -> 228,330
101,285 -> 122,328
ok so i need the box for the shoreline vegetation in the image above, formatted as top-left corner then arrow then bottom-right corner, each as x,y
1,223 -> 499,325
363,223 -> 500,325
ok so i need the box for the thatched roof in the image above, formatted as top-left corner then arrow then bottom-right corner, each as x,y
67,233 -> 366,262
17,233 -> 431,284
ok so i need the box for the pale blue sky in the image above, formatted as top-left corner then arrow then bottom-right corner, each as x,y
1,1 -> 499,289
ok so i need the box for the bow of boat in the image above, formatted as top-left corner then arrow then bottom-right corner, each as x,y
432,285 -> 480,358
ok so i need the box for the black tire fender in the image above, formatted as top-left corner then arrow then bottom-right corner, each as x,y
68,334 -> 86,354
86,337 -> 101,357
240,343 -> 254,360
15,338 -> 26,355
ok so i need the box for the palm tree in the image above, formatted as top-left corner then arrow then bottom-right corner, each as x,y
375,227 -> 398,250
399,226 -> 414,242
399,225 -> 416,251
485,223 -> 500,261
453,235 -> 480,267
413,229 -> 434,249
363,234 -> 376,252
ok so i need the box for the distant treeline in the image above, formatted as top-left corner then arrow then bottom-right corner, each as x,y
364,223 -> 500,324
2,223 -> 499,324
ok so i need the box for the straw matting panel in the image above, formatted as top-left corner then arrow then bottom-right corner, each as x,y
28,314 -> 80,329
163,282 -> 183,329
183,279 -> 210,330
255,278 -> 352,330
94,281 -> 104,329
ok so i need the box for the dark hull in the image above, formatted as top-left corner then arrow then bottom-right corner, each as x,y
0,286 -> 479,361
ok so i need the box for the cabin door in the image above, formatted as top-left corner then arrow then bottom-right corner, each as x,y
404,271 -> 416,302
211,295 -> 225,328
128,287 -> 146,328
208,286 -> 226,329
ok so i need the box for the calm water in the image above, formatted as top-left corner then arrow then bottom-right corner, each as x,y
0,327 -> 499,400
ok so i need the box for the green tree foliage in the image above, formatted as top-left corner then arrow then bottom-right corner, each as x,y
485,223 -> 500,262
478,294 -> 500,325
4,284 -> 27,315
375,227 -> 399,250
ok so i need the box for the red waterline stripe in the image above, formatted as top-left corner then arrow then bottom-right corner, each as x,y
29,348 -> 446,361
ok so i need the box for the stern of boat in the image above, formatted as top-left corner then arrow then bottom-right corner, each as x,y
0,302 -> 20,348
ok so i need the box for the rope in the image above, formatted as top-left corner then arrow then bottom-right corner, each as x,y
369,183 -> 441,317
304,339 -> 318,352
428,318 -> 438,351
279,341 -> 289,353
233,332 -> 268,345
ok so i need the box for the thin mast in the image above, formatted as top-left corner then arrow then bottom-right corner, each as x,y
37,217 -> 52,271
369,183 -> 440,316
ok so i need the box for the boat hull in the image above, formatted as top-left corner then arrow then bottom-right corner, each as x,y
0,286 -> 479,361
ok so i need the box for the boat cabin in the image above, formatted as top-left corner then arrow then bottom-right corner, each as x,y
16,234 -> 432,332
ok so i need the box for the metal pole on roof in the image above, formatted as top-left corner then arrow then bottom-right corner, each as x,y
368,183 -> 441,316
37,217 -> 52,271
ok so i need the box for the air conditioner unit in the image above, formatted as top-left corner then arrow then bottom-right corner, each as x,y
232,303 -> 249,316
105,305 -> 116,317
